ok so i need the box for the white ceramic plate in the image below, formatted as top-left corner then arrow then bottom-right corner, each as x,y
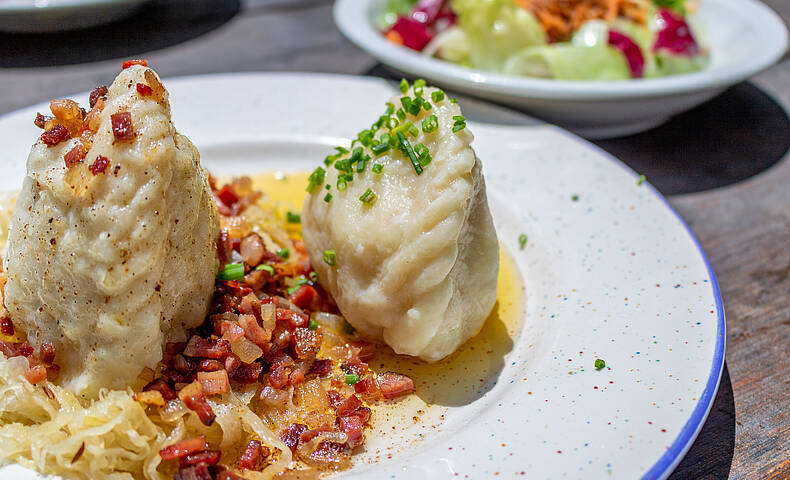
0,73 -> 724,479
0,0 -> 149,33
334,0 -> 788,139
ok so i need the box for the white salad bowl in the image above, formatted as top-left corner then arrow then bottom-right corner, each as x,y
334,0 -> 789,138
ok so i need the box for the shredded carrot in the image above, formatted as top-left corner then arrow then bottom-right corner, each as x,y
515,0 -> 650,41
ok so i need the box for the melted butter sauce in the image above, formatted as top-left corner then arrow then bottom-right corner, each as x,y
250,171 -> 525,459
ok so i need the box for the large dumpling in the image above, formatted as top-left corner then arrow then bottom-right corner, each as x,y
2,64 -> 219,398
302,84 -> 499,362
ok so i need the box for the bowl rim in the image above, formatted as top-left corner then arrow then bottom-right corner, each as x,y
334,0 -> 789,101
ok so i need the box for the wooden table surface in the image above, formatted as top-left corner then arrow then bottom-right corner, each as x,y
1,1 -> 788,478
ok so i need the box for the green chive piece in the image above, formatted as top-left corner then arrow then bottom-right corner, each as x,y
323,250 -> 336,266
372,163 -> 384,174
306,167 -> 326,193
343,321 -> 356,334
337,178 -> 348,191
431,90 -> 445,103
414,79 -> 426,97
423,101 -> 433,111
407,123 -> 419,137
356,155 -> 369,173
452,123 -> 465,133
415,143 -> 432,166
422,115 -> 438,133
308,319 -> 318,330
518,234 -> 527,250
385,102 -> 395,115
309,271 -> 319,282
371,142 -> 390,156
397,131 -> 422,175
286,212 -> 301,224
276,248 -> 290,260
345,373 -> 360,385
325,184 -> 331,190
324,193 -> 333,203
400,96 -> 412,111
216,263 -> 244,281
399,79 -> 409,93
637,174 -> 646,186
396,108 -> 407,121
450,98 -> 458,103
571,194 -> 579,202
595,359 -> 606,370
255,264 -> 275,275
335,146 -> 349,154
359,188 -> 377,205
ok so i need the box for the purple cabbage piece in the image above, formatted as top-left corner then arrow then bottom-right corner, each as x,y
409,0 -> 445,24
653,8 -> 700,56
388,16 -> 434,51
608,30 -> 645,78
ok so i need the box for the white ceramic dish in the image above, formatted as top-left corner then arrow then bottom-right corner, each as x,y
0,73 -> 724,479
334,0 -> 788,139
0,0 -> 149,33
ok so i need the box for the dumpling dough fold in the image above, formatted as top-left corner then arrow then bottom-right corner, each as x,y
302,87 -> 499,362
3,65 -> 219,397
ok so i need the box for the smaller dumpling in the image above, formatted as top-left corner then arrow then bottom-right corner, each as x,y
302,83 -> 499,362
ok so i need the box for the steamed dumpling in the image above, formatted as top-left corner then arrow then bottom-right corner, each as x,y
3,65 -> 219,397
302,86 -> 498,362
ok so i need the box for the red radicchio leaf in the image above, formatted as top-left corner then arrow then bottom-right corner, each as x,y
409,0 -> 445,24
387,17 -> 434,51
653,9 -> 700,56
608,30 -> 645,78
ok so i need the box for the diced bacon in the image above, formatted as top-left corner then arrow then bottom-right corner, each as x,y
354,375 -> 380,399
34,113 -> 52,129
183,336 -> 230,359
178,450 -> 220,468
136,83 -> 153,96
289,285 -> 316,310
217,229 -> 233,265
376,372 -> 415,399
224,354 -> 241,376
172,354 -> 194,373
215,184 -> 240,209
237,440 -> 267,470
267,363 -> 290,389
89,85 -> 108,108
41,124 -> 70,146
0,317 -> 14,336
288,369 -> 305,386
178,381 -> 216,426
232,361 -> 263,384
238,294 -> 261,317
339,411 -> 367,449
240,234 -> 265,267
174,464 -> 213,480
134,390 -> 166,407
292,327 -> 322,359
335,394 -> 362,416
340,357 -> 367,376
280,424 -> 308,453
17,343 -> 33,357
277,308 -> 308,329
39,343 -> 56,366
143,378 -> 177,401
64,144 -> 87,168
197,359 -> 223,372
88,155 -> 110,175
243,269 -> 268,290
326,390 -> 344,409
265,350 -> 294,367
238,313 -> 271,346
0,341 -> 16,357
162,368 -> 185,384
197,369 -> 230,396
111,112 -> 134,142
166,342 -> 186,355
270,324 -> 291,351
220,321 -> 245,342
349,340 -> 376,362
158,435 -> 208,460
122,58 -> 148,69
24,365 -> 47,384
308,358 -> 332,376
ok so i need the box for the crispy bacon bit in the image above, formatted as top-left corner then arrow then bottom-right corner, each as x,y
220,321 -> 245,342
0,317 -> 13,336
289,285 -> 316,310
39,343 -> 56,366
336,394 -> 363,416
233,361 -> 263,385
143,69 -> 167,103
134,390 -> 166,407
349,341 -> 376,362
178,381 -> 216,426
238,314 -> 271,346
376,372 -> 415,399
64,144 -> 87,168
166,342 -> 186,355
111,112 -> 134,142
339,413 -> 366,449
197,369 -> 230,396
88,155 -> 110,175
197,359 -> 223,372
173,354 -> 194,373
178,450 -> 221,468
89,85 -> 108,108
217,229 -> 233,265
159,436 -> 209,460
281,424 -> 308,453
215,184 -> 240,210
50,99 -> 84,136
354,375 -> 380,399
122,58 -> 148,69
24,365 -> 47,384
17,343 -> 34,357
238,294 -> 261,317
240,234 -> 265,267
288,369 -> 305,386
136,83 -> 153,96
224,354 -> 241,376
183,336 -> 230,359
309,359 -> 332,376
34,113 -> 52,129
268,363 -> 290,389
41,124 -> 70,146
238,440 -> 266,470
292,327 -> 322,359
143,378 -> 177,401
174,464 -> 213,480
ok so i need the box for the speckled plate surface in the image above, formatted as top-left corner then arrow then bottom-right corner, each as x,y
0,73 -> 724,480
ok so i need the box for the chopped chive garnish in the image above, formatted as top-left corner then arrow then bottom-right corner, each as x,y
385,102 -> 395,115
309,271 -> 318,282
453,115 -> 466,123
308,319 -> 318,330
372,163 -> 384,174
396,108 -> 406,121
422,115 -> 438,133
399,79 -> 409,93
397,131 -> 422,175
423,101 -> 433,111
595,359 -> 606,370
414,78 -> 426,96
407,122 -> 419,137
450,98 -> 458,103
452,115 -> 467,133
359,188 -> 377,205
255,264 -> 275,275
324,193 -> 333,203
343,322 -> 356,334
276,248 -> 290,260
345,374 -> 360,385
386,116 -> 398,129
518,234 -> 527,250
452,124 -> 465,133
371,142 -> 390,156
431,90 -> 445,103
325,184 -> 331,190
335,146 -> 349,154
408,97 -> 422,115
323,249 -> 336,266
571,194 -> 579,202
337,178 -> 348,190
286,211 -> 301,223
358,129 -> 374,146
357,155 -> 369,173
415,143 -> 432,166
400,96 -> 412,111
216,263 -> 244,281
637,174 -> 646,185
306,167 -> 326,193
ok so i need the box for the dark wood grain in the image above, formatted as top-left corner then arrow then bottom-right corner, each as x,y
0,0 -> 788,478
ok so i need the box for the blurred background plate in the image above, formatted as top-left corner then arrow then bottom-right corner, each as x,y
0,0 -> 149,33
334,0 -> 788,139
